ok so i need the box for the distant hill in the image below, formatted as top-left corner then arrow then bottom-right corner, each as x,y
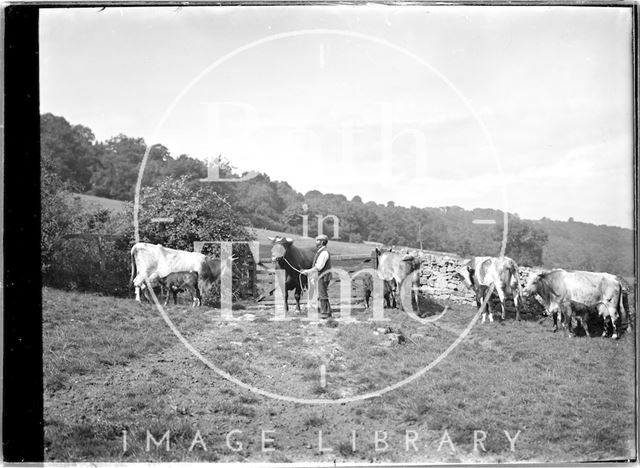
71,191 -> 634,277
70,195 -> 378,258
47,108 -> 633,277
536,218 -> 634,276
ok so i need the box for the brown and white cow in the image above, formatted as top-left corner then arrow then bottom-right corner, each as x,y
523,269 -> 628,339
130,242 -> 232,302
458,256 -> 523,322
375,248 -> 421,311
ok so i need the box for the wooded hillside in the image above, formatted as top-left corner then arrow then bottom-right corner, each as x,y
41,113 -> 634,275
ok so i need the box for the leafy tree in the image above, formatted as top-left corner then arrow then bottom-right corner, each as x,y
380,228 -> 399,246
457,239 -> 472,257
231,174 -> 287,230
90,135 -> 160,200
167,154 -> 207,181
138,176 -> 252,251
41,155 -> 83,272
494,216 -> 549,266
41,113 -> 97,190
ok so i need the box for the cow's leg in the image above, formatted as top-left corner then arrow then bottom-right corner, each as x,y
563,304 -> 575,337
484,288 -> 494,323
194,285 -> 202,307
513,289 -> 521,321
578,313 -> 591,338
142,284 -> 155,303
601,315 -> 611,338
552,310 -> 559,333
606,304 -> 620,340
163,287 -> 170,306
596,304 -> 609,337
188,286 -> 196,308
496,286 -> 507,321
393,275 -> 406,311
364,288 -> 371,309
294,287 -> 302,313
475,289 -> 487,323
382,282 -> 388,308
385,291 -> 394,309
133,277 -> 144,302
412,284 -> 420,312
387,280 -> 397,308
391,280 -> 398,308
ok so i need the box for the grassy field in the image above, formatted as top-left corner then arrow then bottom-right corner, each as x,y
43,287 -> 636,463
72,193 -> 129,212
248,227 -> 377,259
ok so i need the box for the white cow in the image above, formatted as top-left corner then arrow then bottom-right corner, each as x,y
129,242 -> 231,302
523,269 -> 628,339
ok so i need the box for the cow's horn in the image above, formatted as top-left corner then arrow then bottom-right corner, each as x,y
285,237 -> 293,242
267,236 -> 275,241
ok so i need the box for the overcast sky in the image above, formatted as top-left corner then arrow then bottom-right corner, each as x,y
40,6 -> 633,228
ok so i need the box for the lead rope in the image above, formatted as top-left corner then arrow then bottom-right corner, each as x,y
280,256 -> 308,292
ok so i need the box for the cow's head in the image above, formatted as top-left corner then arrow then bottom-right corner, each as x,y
269,236 -> 294,262
199,254 -> 237,292
401,255 -> 421,273
456,260 -> 475,289
374,247 -> 393,257
522,273 -> 552,316
522,273 -> 542,298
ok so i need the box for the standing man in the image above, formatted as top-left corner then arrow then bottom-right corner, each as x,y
302,234 -> 332,319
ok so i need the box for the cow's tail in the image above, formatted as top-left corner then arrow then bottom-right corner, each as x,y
129,246 -> 137,286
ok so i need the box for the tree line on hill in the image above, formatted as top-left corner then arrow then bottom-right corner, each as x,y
41,113 -> 634,277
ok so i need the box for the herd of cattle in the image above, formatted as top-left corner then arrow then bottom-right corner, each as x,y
130,238 -> 633,339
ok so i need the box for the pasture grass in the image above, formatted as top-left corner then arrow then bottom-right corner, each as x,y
44,288 -> 636,462
250,227 -> 375,257
43,287 -> 210,395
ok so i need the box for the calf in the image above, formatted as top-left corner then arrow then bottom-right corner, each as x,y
159,271 -> 201,307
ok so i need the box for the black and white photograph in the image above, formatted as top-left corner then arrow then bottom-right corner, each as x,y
18,2 -> 639,463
